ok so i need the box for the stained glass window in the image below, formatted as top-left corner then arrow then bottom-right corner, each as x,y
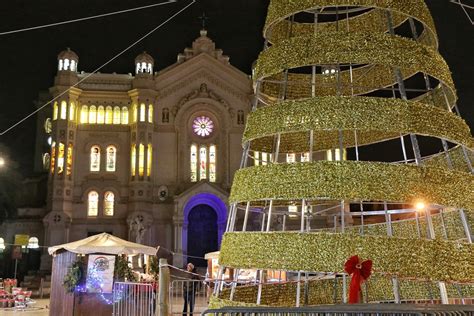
131,144 -> 136,176
90,146 -> 100,172
199,146 -> 207,180
147,144 -> 152,176
80,106 -> 88,123
51,142 -> 56,174
66,143 -> 73,176
113,106 -> 121,124
148,105 -> 153,123
190,144 -> 198,182
138,144 -> 145,176
53,102 -> 58,120
97,106 -> 105,124
57,143 -> 65,175
140,104 -> 146,122
209,145 -> 216,182
104,192 -> 114,216
122,107 -> 129,124
69,102 -> 75,121
106,146 -> 116,172
60,101 -> 67,120
193,116 -> 214,137
105,106 -> 113,124
89,106 -> 97,124
88,191 -> 99,217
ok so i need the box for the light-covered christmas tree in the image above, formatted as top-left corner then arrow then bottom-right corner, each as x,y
211,0 -> 474,307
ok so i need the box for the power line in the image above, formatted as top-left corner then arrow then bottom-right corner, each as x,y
0,0 -> 196,136
0,0 -> 177,36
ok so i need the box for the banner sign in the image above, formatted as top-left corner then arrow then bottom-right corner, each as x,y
14,235 -> 29,246
86,255 -> 116,294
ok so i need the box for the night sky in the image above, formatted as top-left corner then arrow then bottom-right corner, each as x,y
0,0 -> 472,175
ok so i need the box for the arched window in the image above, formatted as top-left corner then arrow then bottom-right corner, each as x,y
148,105 -> 153,123
147,144 -> 152,176
97,106 -> 105,124
131,144 -> 136,176
301,153 -> 310,162
138,143 -> 145,176
133,104 -> 137,123
80,106 -> 88,123
162,108 -> 169,123
57,143 -> 65,175
190,144 -> 197,182
104,192 -> 115,216
58,59 -> 63,71
64,59 -> 70,71
105,106 -> 113,124
89,106 -> 97,124
69,102 -> 75,121
209,145 -> 216,182
88,191 -> 99,217
44,118 -> 52,133
53,102 -> 59,120
199,146 -> 207,180
254,151 -> 260,166
42,153 -> 50,171
122,107 -> 129,124
66,143 -> 73,176
136,63 -> 140,74
60,101 -> 67,120
286,153 -> 296,163
90,146 -> 100,172
113,106 -> 121,124
70,60 -> 76,72
51,142 -> 56,174
237,110 -> 245,125
140,104 -> 146,122
106,146 -> 116,172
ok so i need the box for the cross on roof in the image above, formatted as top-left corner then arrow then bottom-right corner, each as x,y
198,12 -> 209,29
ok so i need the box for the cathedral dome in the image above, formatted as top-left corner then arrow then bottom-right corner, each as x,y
135,51 -> 154,74
57,48 -> 78,72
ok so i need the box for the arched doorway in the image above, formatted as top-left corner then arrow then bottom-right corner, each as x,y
182,193 -> 227,267
187,205 -> 218,267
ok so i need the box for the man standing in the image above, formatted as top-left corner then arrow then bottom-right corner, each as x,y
183,263 -> 198,315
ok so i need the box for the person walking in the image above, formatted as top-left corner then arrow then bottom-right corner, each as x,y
182,263 -> 198,315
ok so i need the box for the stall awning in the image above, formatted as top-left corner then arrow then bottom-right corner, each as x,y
48,233 -> 157,256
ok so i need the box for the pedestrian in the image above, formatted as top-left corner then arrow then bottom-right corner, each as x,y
182,263 -> 198,315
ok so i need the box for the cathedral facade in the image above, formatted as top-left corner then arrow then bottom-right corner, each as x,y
13,30 -> 252,268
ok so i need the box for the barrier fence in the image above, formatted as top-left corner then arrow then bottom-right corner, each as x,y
170,279 -> 209,315
112,281 -> 155,316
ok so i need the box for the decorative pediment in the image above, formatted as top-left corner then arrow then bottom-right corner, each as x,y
172,83 -> 235,118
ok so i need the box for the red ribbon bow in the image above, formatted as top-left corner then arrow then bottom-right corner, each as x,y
344,255 -> 372,304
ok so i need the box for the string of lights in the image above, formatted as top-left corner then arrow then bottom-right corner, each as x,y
0,0 -> 177,36
0,0 -> 196,136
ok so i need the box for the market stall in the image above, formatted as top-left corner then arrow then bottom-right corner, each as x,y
48,233 -> 157,316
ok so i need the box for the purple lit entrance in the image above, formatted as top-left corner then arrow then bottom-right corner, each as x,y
182,193 -> 227,267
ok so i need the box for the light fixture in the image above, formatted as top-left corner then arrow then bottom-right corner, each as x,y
47,136 -> 52,146
0,238 -> 5,251
0,157 -> 5,167
415,201 -> 426,211
27,237 -> 40,249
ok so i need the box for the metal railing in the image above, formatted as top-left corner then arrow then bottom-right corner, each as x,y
170,279 -> 210,315
112,281 -> 155,316
202,304 -> 474,316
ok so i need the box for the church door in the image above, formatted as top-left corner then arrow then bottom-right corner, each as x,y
187,204 -> 218,267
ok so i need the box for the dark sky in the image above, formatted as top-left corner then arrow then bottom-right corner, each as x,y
0,0 -> 472,175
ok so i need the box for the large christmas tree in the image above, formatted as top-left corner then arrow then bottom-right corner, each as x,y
211,0 -> 474,307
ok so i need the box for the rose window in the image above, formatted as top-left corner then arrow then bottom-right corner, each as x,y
193,116 -> 214,137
